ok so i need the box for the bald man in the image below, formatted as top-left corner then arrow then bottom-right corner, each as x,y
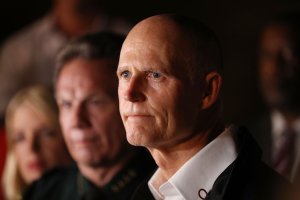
117,14 -> 289,200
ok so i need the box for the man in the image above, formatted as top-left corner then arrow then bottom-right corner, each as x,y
246,13 -> 300,181
117,14 -> 288,200
23,32 -> 155,200
0,0 -> 132,123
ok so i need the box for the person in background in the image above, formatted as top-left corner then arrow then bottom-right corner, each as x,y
117,13 -> 289,200
23,31 -> 156,200
246,12 -> 300,181
0,127 -> 6,200
0,0 -> 132,123
2,85 -> 72,200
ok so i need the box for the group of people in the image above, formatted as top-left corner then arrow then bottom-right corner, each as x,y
0,7 -> 300,200
0,0 -> 132,123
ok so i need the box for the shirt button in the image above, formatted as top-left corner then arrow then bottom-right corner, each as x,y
198,188 -> 207,199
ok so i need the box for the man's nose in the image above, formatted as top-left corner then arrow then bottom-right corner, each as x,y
71,104 -> 91,129
122,75 -> 146,102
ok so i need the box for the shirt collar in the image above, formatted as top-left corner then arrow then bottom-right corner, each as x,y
271,110 -> 300,136
148,126 -> 238,200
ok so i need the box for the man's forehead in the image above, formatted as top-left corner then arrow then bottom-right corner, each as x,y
56,73 -> 117,101
55,85 -> 110,101
124,16 -> 183,47
121,28 -> 186,64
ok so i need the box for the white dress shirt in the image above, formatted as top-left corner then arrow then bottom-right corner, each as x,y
148,126 -> 238,200
271,110 -> 300,180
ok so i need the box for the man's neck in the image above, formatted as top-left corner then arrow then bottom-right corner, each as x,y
275,109 -> 300,127
148,122 -> 225,188
78,151 -> 135,188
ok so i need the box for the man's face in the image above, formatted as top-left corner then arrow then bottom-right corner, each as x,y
259,25 -> 300,110
117,19 -> 202,149
56,58 -> 127,167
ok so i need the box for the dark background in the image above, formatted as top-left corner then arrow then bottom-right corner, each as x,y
1,0 -> 300,125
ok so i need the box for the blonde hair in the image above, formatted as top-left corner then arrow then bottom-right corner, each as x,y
2,85 -> 61,200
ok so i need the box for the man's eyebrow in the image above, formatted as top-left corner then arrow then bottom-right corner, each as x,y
117,65 -> 128,72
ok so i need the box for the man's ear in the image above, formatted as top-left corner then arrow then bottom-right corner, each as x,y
200,71 -> 222,110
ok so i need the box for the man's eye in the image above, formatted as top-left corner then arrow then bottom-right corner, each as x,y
59,101 -> 72,109
147,71 -> 163,81
152,72 -> 161,79
120,70 -> 131,79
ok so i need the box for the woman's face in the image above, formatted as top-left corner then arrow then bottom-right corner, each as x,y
10,102 -> 70,184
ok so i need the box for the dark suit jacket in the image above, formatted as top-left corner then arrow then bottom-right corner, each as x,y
244,112 -> 272,166
23,149 -> 156,200
130,127 -> 290,200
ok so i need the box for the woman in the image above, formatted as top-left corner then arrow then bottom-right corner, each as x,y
2,85 -> 71,200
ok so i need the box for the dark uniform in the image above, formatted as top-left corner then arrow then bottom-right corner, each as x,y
23,149 -> 156,200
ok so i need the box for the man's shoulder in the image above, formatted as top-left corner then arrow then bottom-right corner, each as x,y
254,161 -> 291,190
105,148 -> 156,200
3,14 -> 52,42
129,177 -> 155,200
0,14 -> 54,67
23,165 -> 79,200
218,126 -> 290,200
241,160 -> 290,200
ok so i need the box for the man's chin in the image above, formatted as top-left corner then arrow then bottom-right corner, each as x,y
126,135 -> 157,149
77,158 -> 106,168
127,139 -> 142,147
126,133 -> 144,146
72,150 -> 98,165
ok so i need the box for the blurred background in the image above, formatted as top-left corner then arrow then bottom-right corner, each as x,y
1,0 -> 300,124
